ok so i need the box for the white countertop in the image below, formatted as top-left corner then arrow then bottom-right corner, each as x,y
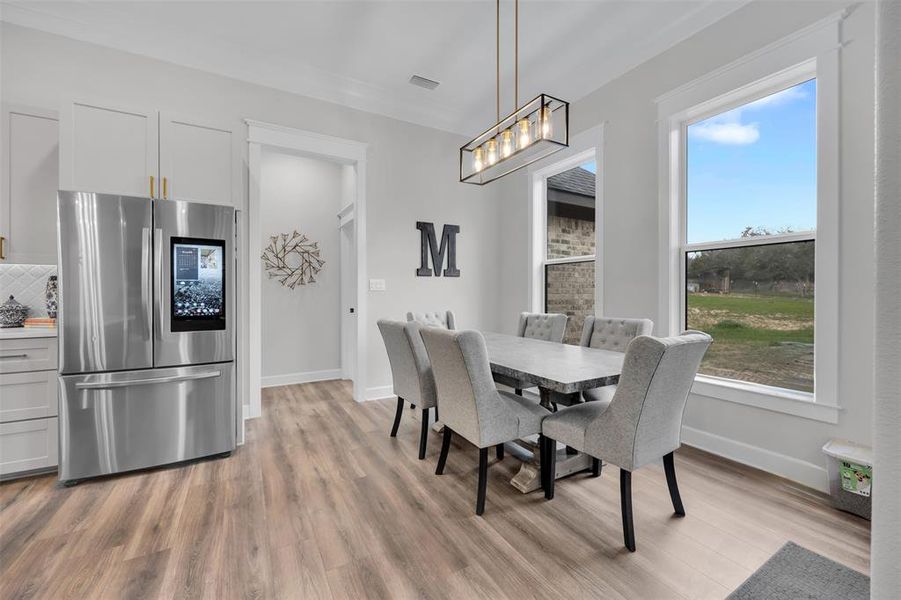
0,328 -> 57,340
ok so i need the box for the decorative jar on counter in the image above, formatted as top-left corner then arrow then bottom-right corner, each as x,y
45,275 -> 58,319
0,295 -> 29,328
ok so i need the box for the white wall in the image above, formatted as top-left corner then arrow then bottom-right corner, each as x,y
0,21 -> 503,401
497,0 -> 875,490
872,0 -> 901,595
260,150 -> 342,384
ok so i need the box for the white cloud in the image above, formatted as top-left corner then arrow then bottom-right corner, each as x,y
689,82 -> 808,146
690,121 -> 760,145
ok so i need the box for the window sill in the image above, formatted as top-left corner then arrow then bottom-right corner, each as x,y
690,375 -> 841,424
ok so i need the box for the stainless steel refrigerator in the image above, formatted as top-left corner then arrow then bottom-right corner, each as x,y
57,191 -> 237,484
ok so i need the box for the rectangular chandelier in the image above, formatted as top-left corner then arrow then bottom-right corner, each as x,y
460,93 -> 569,185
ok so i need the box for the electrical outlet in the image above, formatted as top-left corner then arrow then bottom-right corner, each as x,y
369,278 -> 386,291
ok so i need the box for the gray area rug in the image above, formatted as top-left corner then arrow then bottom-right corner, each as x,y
728,542 -> 869,600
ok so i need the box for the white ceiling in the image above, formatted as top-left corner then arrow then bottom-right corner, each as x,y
0,1 -> 748,135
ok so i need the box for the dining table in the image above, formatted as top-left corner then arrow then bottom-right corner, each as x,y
481,331 -> 626,493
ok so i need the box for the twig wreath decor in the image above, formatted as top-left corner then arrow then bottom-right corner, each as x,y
261,230 -> 325,289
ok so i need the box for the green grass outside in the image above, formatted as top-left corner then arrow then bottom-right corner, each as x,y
688,293 -> 814,319
703,320 -> 814,344
687,292 -> 814,392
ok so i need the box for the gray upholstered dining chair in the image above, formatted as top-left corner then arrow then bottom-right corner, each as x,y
506,312 -> 568,395
579,316 -> 653,403
541,331 -> 711,552
404,311 -> 455,410
407,310 -> 456,330
377,319 -> 437,459
420,327 -> 549,516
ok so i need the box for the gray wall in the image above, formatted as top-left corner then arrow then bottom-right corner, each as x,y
497,0 -> 875,487
260,150 -> 342,381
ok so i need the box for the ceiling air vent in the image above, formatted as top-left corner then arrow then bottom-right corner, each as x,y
409,75 -> 440,90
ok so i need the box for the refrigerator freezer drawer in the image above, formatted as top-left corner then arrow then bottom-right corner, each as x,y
58,363 -> 235,481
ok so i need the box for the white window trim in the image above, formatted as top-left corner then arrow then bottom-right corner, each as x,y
656,12 -> 847,424
528,124 -> 606,315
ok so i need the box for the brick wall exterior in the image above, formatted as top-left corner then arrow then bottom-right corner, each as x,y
545,258 -> 595,345
547,214 -> 595,259
544,180 -> 596,344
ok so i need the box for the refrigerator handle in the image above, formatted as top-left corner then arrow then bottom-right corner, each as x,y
154,227 -> 163,341
74,370 -> 222,390
141,227 -> 152,340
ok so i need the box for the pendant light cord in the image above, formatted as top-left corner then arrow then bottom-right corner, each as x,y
514,0 -> 519,110
496,0 -> 500,125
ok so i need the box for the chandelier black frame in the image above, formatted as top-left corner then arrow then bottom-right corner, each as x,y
459,0 -> 570,185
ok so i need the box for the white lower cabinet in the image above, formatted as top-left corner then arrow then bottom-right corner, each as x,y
0,370 -> 57,422
0,417 -> 58,476
0,335 -> 59,479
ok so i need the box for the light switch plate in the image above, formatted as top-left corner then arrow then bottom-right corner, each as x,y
369,278 -> 386,291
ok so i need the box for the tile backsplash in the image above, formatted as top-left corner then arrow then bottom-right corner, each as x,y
0,264 -> 57,318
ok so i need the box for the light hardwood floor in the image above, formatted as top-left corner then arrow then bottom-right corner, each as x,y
1,380 -> 870,599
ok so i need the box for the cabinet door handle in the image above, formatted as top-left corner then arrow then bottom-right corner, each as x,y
163,177 -> 168,199
0,354 -> 28,360
0,236 -> 5,260
150,175 -> 155,198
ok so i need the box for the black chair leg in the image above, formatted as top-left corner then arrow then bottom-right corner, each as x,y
663,452 -> 685,516
434,406 -> 439,422
435,427 -> 452,475
620,469 -> 636,552
390,397 -> 404,437
591,457 -> 602,477
544,437 -> 557,500
476,447 -> 489,516
538,435 -> 546,490
496,443 -> 504,460
418,408 -> 430,460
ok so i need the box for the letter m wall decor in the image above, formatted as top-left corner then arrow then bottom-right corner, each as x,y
416,221 -> 460,277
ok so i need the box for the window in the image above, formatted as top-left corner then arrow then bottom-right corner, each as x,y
658,20 -> 841,420
543,160 -> 596,344
685,80 -> 816,393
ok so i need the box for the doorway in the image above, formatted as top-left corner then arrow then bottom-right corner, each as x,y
338,201 -> 356,380
245,121 -> 368,419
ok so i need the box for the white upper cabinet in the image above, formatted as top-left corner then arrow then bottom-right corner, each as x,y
160,113 -> 238,206
59,100 -> 237,207
59,99 -> 158,198
1,105 -> 60,265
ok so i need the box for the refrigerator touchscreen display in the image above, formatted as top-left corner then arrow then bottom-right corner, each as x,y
171,237 -> 226,332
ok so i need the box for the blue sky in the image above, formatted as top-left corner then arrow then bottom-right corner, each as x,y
687,78 -> 817,243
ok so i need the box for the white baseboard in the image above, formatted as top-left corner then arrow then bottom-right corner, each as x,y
364,385 -> 395,402
261,369 -> 343,388
681,425 -> 829,493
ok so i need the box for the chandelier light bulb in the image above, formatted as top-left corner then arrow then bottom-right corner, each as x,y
473,146 -> 485,172
501,129 -> 514,158
540,105 -> 552,139
517,118 -> 531,149
486,138 -> 498,165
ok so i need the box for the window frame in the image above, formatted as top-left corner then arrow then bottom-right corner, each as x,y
656,15 -> 843,423
527,125 -> 605,317
539,153 -> 597,329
